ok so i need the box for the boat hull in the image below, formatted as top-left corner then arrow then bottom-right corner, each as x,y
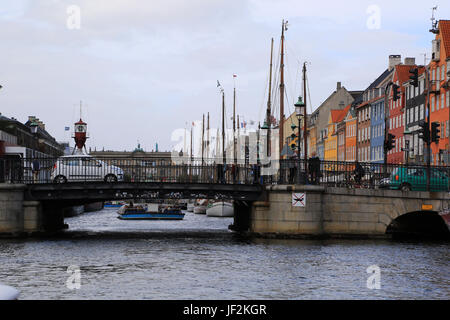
206,202 -> 234,217
187,203 -> 195,212
194,205 -> 207,214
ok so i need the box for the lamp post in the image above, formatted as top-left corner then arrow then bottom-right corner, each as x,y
294,96 -> 306,184
30,121 -> 39,151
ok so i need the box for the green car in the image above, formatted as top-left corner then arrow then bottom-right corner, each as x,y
389,167 -> 449,191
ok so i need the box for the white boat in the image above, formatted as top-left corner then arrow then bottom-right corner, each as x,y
0,284 -> 20,300
206,201 -> 234,217
193,199 -> 208,214
187,202 -> 195,212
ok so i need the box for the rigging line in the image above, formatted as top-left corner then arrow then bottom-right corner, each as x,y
306,70 -> 313,114
284,45 -> 297,104
258,64 -> 270,123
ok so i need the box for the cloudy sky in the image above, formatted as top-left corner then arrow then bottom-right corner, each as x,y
0,0 -> 448,153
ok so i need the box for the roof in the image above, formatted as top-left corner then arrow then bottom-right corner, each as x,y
366,68 -> 392,91
393,64 -> 417,91
439,20 -> 450,58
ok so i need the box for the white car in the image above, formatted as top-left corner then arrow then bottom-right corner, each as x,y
51,155 -> 124,183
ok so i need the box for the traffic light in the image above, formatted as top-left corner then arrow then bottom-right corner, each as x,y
392,84 -> 400,101
431,122 -> 440,144
290,142 -> 296,151
418,120 -> 430,144
409,68 -> 419,87
385,133 -> 395,151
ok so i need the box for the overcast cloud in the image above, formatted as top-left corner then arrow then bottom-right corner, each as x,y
0,0 -> 447,153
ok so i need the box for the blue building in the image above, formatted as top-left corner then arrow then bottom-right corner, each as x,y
370,98 -> 386,164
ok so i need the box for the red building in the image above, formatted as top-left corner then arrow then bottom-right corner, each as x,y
387,61 -> 419,164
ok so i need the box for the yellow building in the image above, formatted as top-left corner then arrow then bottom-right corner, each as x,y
307,125 -> 317,157
324,110 -> 342,162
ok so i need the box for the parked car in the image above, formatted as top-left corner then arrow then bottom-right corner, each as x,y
51,155 -> 124,183
389,167 -> 449,191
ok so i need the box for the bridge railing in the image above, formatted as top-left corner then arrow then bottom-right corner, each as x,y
1,156 -> 449,191
0,156 -> 258,185
276,159 -> 450,191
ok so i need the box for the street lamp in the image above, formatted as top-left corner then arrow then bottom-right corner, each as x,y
30,121 -> 39,134
294,96 -> 306,184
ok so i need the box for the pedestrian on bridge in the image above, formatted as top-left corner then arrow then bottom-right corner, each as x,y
308,153 -> 321,185
32,159 -> 40,183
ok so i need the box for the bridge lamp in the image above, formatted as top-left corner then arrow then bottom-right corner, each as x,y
30,121 -> 39,134
294,96 -> 305,184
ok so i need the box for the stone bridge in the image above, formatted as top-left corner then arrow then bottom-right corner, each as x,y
245,185 -> 450,239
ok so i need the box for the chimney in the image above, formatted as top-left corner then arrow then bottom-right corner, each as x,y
337,82 -> 342,90
388,54 -> 402,70
38,121 -> 45,130
404,57 -> 416,65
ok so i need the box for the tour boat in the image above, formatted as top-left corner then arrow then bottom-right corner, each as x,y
193,199 -> 208,214
105,201 -> 126,208
117,203 -> 185,220
206,201 -> 234,217
0,284 -> 19,300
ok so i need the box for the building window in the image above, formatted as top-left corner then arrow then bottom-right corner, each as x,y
420,104 -> 424,120
431,96 -> 435,112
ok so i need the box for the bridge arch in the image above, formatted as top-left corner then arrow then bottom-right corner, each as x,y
386,211 -> 449,239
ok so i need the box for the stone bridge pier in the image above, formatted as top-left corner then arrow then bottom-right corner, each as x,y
247,185 -> 450,239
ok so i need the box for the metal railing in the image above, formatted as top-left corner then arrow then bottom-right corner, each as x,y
0,156 -> 449,191
0,157 -> 257,185
276,159 -> 450,191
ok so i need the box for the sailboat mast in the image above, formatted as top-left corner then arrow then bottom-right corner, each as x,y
303,62 -> 308,165
233,86 -> 237,164
207,112 -> 210,161
266,37 -> 274,157
190,126 -> 193,163
279,20 -> 286,160
222,92 -> 226,165
202,114 -> 205,164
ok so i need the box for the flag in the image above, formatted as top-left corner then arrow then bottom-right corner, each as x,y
65,127 -> 70,131
217,80 -> 221,87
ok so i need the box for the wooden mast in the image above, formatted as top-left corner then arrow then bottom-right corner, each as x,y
207,112 -> 210,161
233,85 -> 237,164
201,114 -> 205,164
279,20 -> 287,161
303,62 -> 308,172
190,125 -> 193,163
222,91 -> 226,165
266,37 -> 274,157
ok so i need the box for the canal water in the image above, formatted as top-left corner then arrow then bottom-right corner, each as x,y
0,207 -> 448,300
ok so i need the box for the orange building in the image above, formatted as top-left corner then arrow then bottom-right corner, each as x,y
344,105 -> 357,162
429,20 -> 450,165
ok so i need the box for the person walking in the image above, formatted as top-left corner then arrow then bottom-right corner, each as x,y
32,159 -> 40,183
